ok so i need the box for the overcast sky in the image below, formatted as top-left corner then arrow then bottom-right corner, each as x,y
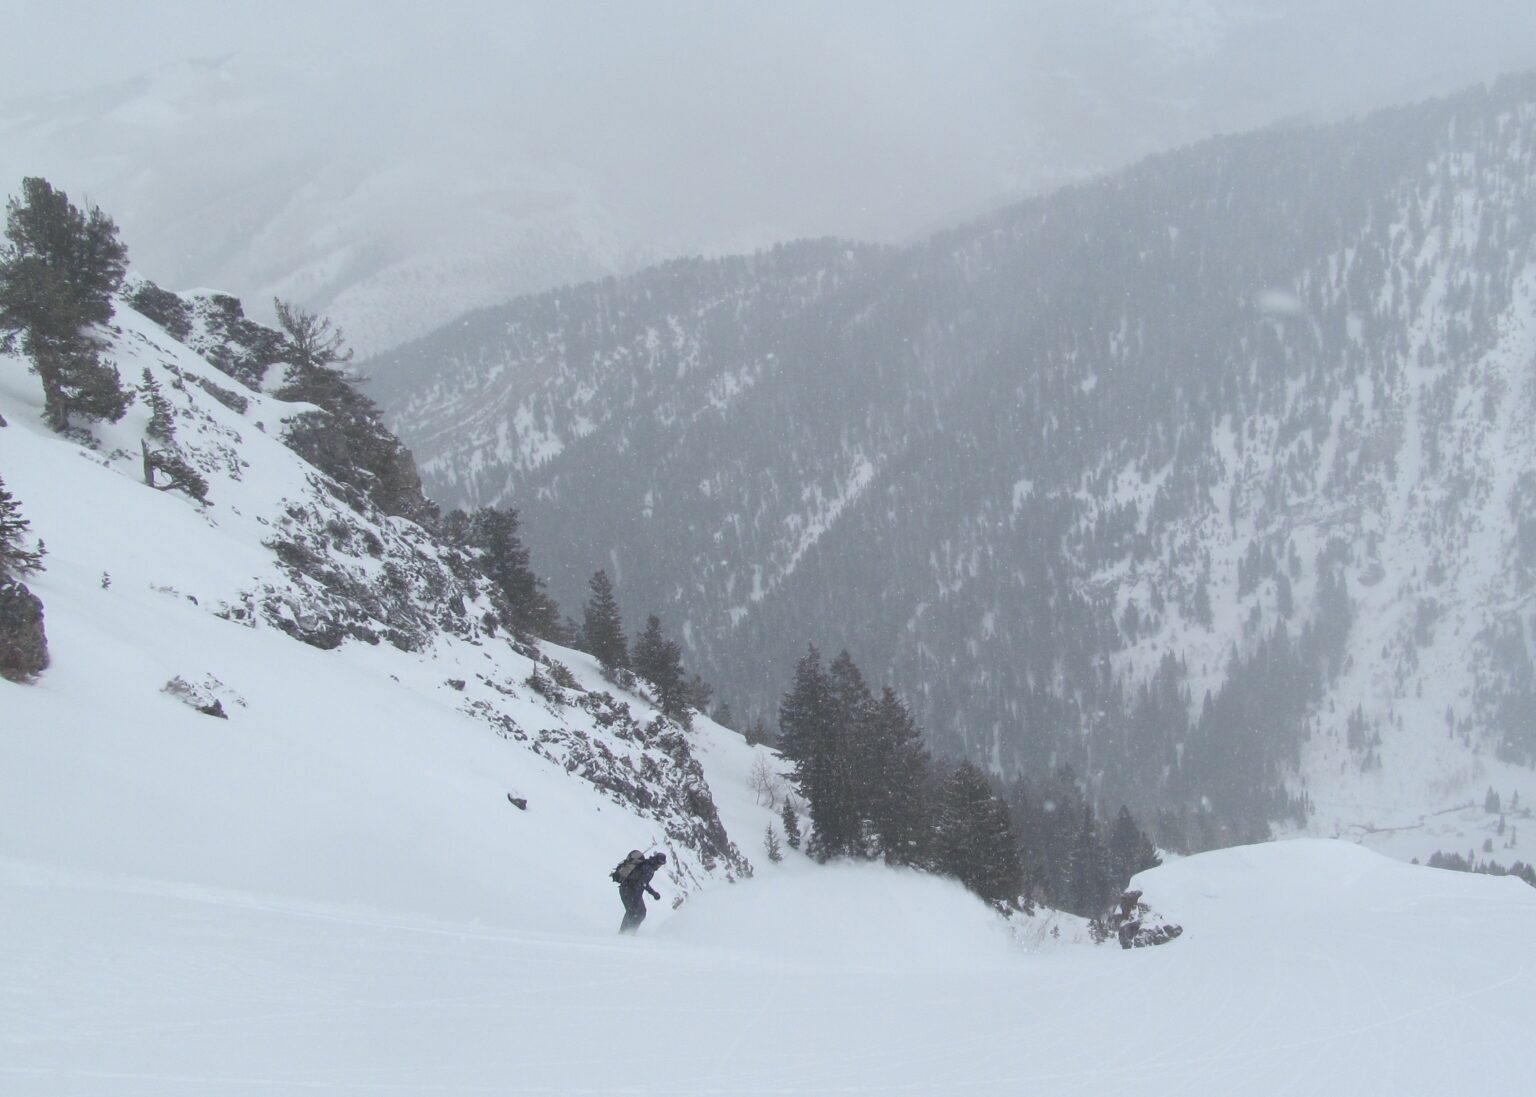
4,0 -> 1535,250
2,0 -> 1535,354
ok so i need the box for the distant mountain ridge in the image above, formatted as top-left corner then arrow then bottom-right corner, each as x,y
369,72 -> 1536,848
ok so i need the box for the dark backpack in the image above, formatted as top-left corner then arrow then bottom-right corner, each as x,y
611,850 -> 644,884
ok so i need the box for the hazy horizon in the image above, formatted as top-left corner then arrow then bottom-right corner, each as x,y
4,1 -> 1536,351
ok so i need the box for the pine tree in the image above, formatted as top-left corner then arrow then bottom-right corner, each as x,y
825,650 -> 876,857
764,825 -> 783,864
272,297 -> 431,522
780,799 -> 802,850
0,177 -> 130,430
139,369 -> 176,442
633,614 -> 686,719
683,673 -> 713,714
1071,803 -> 1112,916
273,297 -> 352,373
867,687 -> 931,864
468,507 -> 560,636
0,475 -> 45,579
140,440 -> 210,503
778,645 -> 843,859
935,761 -> 1021,903
751,715 -> 777,745
582,569 -> 627,672
135,365 -> 209,502
1106,805 -> 1161,893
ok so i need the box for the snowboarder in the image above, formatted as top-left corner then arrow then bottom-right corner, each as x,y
612,849 -> 667,934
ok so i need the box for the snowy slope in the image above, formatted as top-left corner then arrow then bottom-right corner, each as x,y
6,839 -> 1532,1094
0,289 -> 761,926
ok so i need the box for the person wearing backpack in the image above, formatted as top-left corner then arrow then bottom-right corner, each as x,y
612,849 -> 667,934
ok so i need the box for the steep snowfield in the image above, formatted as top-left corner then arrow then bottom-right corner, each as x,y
0,294 -> 764,921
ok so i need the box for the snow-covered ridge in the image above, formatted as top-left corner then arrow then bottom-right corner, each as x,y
0,284 -> 758,917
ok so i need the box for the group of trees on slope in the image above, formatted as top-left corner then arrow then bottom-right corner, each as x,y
0,176 -> 720,715
577,567 -> 716,726
774,644 -> 1160,916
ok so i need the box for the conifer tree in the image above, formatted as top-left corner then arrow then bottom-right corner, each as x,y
935,761 -> 1021,903
0,474 -> 48,682
140,440 -> 210,503
780,798 -> 802,850
581,569 -> 627,672
778,645 -> 842,859
764,825 -> 783,864
272,297 -> 431,522
468,507 -> 560,636
0,475 -> 45,579
633,614 -> 686,719
683,672 -> 713,714
1071,803 -> 1112,915
824,649 -> 876,857
273,297 -> 352,374
1107,805 -> 1161,890
140,369 -> 176,442
743,714 -> 775,746
0,177 -> 130,430
867,687 -> 931,864
135,366 -> 208,502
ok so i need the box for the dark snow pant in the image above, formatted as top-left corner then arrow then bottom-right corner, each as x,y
618,885 -> 648,934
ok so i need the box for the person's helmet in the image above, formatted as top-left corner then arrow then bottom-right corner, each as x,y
651,852 -> 667,865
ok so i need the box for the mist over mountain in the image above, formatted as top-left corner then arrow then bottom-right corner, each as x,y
371,72 -> 1536,847
3,2 -> 1533,356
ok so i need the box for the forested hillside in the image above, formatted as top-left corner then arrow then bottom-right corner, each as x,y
369,73 -> 1536,850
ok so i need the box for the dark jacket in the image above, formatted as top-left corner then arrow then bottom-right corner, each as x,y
621,855 -> 665,895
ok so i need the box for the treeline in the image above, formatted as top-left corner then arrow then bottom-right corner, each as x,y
1420,850 -> 1536,889
773,645 -> 1160,917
